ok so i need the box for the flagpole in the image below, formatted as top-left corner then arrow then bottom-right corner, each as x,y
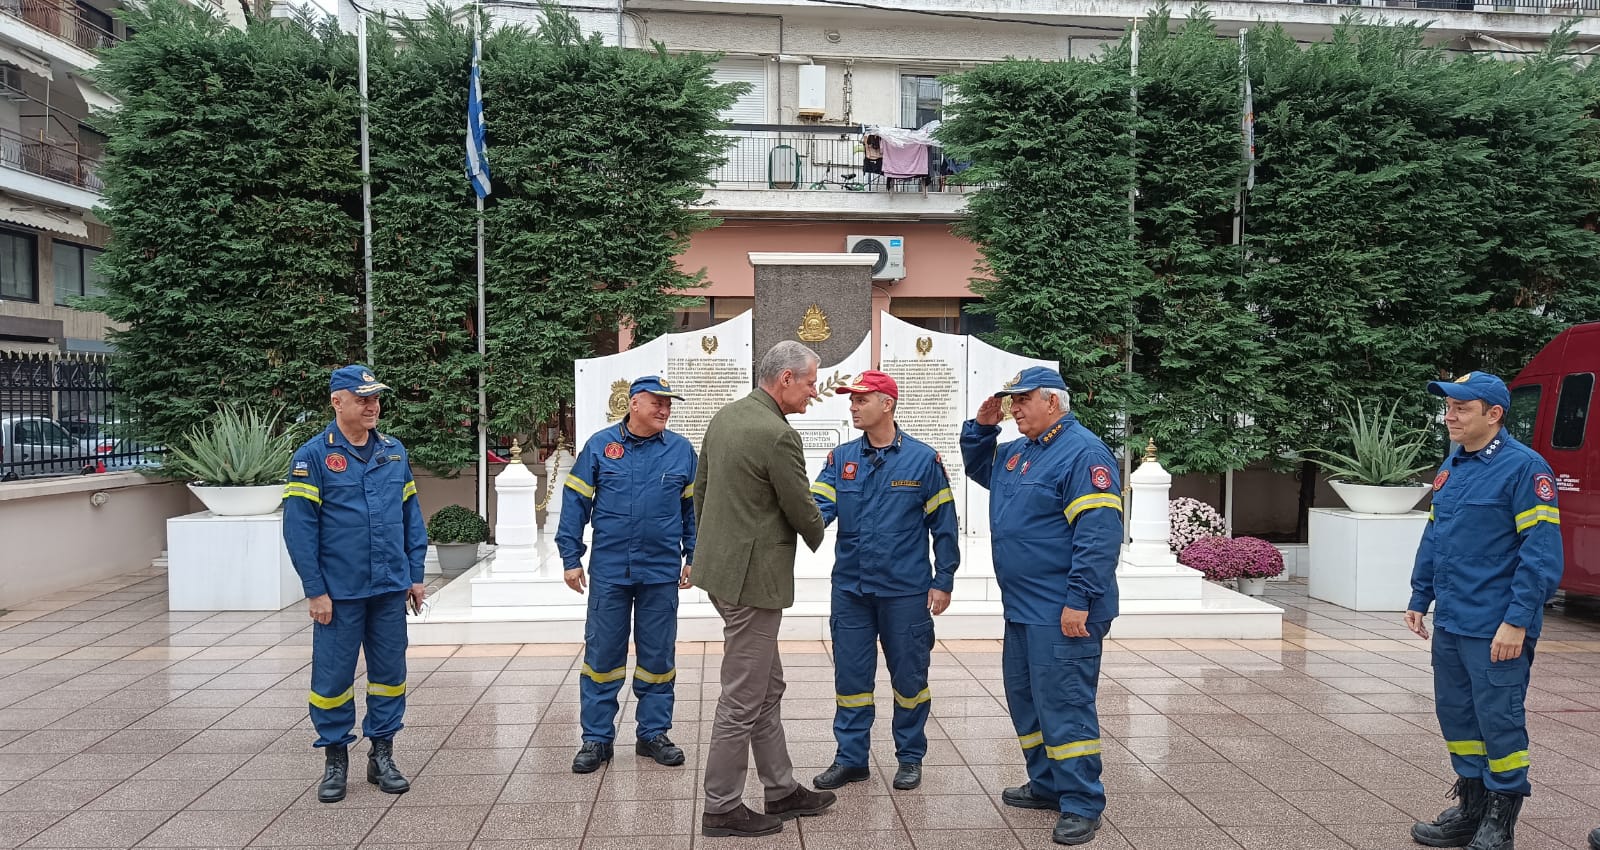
358,8 -> 375,365
1227,27 -> 1253,537
1122,17 -> 1138,528
474,0 -> 488,521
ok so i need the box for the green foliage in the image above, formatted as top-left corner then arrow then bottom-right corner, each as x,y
426,504 -> 489,543
91,0 -> 737,474
1303,401 -> 1437,486
162,403 -> 298,485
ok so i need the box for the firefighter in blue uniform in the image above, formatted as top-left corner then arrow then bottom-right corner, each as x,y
1407,371 -> 1564,850
807,370 -> 960,793
960,367 -> 1122,847
282,365 -> 428,804
557,375 -> 697,774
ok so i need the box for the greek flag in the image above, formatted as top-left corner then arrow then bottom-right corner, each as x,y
1240,29 -> 1255,192
466,39 -> 491,199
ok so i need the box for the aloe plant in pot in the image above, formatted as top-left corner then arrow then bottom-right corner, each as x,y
163,404 -> 298,516
1304,401 -> 1438,515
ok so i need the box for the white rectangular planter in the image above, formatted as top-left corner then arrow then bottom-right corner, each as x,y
166,510 -> 303,611
1308,508 -> 1427,612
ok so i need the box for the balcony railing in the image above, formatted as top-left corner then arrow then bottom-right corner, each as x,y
0,0 -> 120,52
0,127 -> 104,192
713,124 -> 979,194
1301,0 -> 1600,11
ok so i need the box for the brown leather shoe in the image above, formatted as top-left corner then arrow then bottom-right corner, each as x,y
701,803 -> 783,838
764,785 -> 838,820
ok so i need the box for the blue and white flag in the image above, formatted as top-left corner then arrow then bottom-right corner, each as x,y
1240,29 -> 1255,192
466,39 -> 491,199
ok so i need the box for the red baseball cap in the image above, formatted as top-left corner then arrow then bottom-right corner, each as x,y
838,370 -> 899,401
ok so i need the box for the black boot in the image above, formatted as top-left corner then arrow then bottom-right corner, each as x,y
1412,777 -> 1488,848
366,738 -> 410,794
572,741 -> 614,774
1464,792 -> 1522,850
317,744 -> 348,803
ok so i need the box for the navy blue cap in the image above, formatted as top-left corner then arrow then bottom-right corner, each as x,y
1428,371 -> 1510,413
329,364 -> 390,397
994,366 -> 1068,398
630,375 -> 684,400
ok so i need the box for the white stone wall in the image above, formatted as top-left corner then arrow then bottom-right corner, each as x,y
336,0 -> 617,41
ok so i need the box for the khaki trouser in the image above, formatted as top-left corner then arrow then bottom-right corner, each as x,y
702,595 -> 800,814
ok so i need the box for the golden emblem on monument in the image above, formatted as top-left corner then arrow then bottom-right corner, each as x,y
915,336 -> 933,357
797,305 -> 832,343
701,335 -> 718,355
605,379 -> 629,422
998,373 -> 1019,421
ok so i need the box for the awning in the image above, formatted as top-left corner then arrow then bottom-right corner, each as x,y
0,195 -> 89,238
69,74 -> 118,114
0,44 -> 52,81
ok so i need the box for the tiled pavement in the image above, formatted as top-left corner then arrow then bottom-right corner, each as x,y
3,571 -> 1600,850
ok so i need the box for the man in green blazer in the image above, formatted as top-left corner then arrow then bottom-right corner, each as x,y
694,339 -> 833,838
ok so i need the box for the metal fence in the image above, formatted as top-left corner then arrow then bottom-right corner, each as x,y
1302,0 -> 1600,11
0,127 -> 105,193
0,0 -> 120,52
0,351 -> 161,482
712,124 -> 980,193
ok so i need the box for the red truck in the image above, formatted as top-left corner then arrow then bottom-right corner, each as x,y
1509,321 -> 1600,597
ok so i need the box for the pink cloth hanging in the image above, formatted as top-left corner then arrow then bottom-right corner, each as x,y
881,138 -> 929,179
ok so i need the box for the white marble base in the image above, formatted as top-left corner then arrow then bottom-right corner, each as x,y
166,510 -> 302,611
1307,508 -> 1427,612
409,530 -> 1284,644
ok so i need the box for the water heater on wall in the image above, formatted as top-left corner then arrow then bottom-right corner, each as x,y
797,64 -> 826,118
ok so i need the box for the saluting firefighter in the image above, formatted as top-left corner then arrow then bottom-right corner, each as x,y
808,370 -> 960,793
960,367 -> 1123,847
282,365 -> 428,804
556,375 -> 697,774
1407,372 -> 1563,850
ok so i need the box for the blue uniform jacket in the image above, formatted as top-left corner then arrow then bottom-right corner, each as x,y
282,423 -> 428,600
960,414 -> 1123,626
1410,428 -> 1564,639
809,428 -> 961,596
557,419 -> 698,586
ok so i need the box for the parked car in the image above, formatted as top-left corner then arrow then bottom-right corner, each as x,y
1510,322 -> 1600,597
1,416 -> 101,481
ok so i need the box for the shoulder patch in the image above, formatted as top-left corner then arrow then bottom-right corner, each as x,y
1090,465 -> 1113,491
1534,472 -> 1557,503
1433,470 -> 1450,492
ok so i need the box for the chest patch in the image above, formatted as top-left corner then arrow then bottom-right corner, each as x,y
325,453 -> 347,473
1534,472 -> 1557,503
843,461 -> 858,480
1433,470 -> 1450,492
1091,465 -> 1112,490
891,479 -> 921,488
1021,461 -> 1030,475
604,442 -> 625,460
1006,453 -> 1021,472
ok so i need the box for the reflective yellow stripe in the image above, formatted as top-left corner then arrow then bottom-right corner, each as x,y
283,482 -> 321,504
634,666 -> 676,685
401,480 -> 417,502
1018,731 -> 1044,750
1448,739 -> 1488,757
894,687 -> 931,709
924,488 -> 953,515
835,692 -> 874,708
367,681 -> 406,698
581,663 -> 627,683
308,687 -> 354,709
811,481 -> 837,502
1429,507 -> 1435,522
1064,493 -> 1123,523
1515,505 -> 1560,532
1488,750 -> 1530,773
1045,738 -> 1102,760
681,483 -> 694,499
565,474 -> 595,498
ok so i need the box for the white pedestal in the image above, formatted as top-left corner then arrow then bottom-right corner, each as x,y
1307,508 -> 1426,611
166,510 -> 303,611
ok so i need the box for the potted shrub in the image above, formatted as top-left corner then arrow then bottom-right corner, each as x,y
1305,401 -> 1436,515
1169,497 -> 1226,556
1232,536 -> 1284,596
163,404 -> 297,516
1179,535 -> 1241,587
428,505 -> 488,577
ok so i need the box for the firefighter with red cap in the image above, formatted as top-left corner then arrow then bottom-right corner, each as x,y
808,369 -> 960,793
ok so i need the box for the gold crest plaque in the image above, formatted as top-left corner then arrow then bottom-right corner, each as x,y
915,336 -> 933,357
605,379 -> 629,422
701,335 -> 718,355
797,305 -> 832,343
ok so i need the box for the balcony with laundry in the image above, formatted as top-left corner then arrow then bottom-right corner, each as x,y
701,123 -> 975,220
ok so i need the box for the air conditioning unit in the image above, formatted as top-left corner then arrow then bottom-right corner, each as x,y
847,235 -> 906,281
